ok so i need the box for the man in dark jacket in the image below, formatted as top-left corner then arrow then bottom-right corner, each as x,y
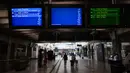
63,53 -> 68,66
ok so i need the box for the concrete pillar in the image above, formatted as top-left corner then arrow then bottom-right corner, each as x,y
25,45 -> 28,56
31,47 -> 33,59
88,44 -> 91,58
111,30 -> 122,60
27,43 -> 32,58
31,44 -> 39,59
6,36 -> 12,70
14,44 -> 18,59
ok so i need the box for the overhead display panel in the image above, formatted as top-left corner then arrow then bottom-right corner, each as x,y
90,8 -> 120,25
87,5 -> 122,28
51,8 -> 82,26
9,5 -> 45,29
12,8 -> 42,26
48,4 -> 84,28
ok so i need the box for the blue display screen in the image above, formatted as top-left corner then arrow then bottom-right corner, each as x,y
11,8 -> 42,26
51,8 -> 82,26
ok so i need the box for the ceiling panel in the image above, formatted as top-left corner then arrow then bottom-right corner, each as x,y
0,10 -> 8,17
14,29 -> 39,40
0,18 -> 8,24
116,0 -> 130,4
39,31 -> 56,41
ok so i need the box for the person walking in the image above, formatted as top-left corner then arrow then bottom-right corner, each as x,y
38,49 -> 43,67
63,53 -> 68,66
71,53 -> 78,66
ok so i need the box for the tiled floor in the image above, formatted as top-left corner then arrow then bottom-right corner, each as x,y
6,56 -> 111,73
6,55 -> 62,73
58,56 -> 111,73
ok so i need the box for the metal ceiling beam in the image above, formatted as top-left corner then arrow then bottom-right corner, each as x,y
50,1 -> 84,4
117,28 -> 130,35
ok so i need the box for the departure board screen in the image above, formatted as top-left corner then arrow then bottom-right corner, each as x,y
11,8 -> 42,26
90,8 -> 120,26
51,8 -> 82,26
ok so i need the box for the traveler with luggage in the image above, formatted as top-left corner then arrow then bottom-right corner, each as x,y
63,53 -> 68,66
70,53 -> 78,66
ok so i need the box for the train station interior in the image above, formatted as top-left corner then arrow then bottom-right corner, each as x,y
1,0 -> 130,73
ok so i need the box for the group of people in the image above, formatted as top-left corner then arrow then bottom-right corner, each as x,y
38,49 -> 56,67
63,53 -> 78,66
47,50 -> 55,60
38,49 -> 78,67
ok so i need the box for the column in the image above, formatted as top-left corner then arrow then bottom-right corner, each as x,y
14,44 -> 18,59
88,43 -> 91,58
6,36 -> 12,71
25,45 -> 28,56
111,30 -> 122,60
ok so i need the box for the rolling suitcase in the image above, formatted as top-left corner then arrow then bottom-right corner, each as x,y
70,60 -> 74,66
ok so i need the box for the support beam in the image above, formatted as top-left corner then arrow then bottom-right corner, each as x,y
117,28 -> 130,35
